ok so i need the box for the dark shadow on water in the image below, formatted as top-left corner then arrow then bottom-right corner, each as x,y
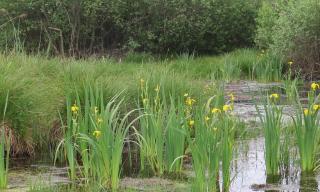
300,172 -> 318,192
266,174 -> 281,184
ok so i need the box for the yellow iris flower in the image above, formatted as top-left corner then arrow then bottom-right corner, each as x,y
71,104 -> 79,113
313,104 -> 320,111
269,93 -> 279,100
229,93 -> 235,102
185,97 -> 196,106
211,108 -> 221,114
223,105 -> 232,112
311,83 -> 319,91
93,130 -> 102,138
188,120 -> 195,127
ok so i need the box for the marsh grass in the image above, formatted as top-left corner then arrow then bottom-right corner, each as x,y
188,109 -> 220,192
280,125 -> 295,173
283,65 -> 300,103
188,84 -> 238,191
220,114 -> 237,191
0,91 -> 10,189
0,49 -> 283,155
137,80 -> 188,176
170,49 -> 282,82
257,94 -> 283,176
56,84 -> 142,190
138,81 -> 165,175
293,85 -> 320,172
164,97 -> 187,173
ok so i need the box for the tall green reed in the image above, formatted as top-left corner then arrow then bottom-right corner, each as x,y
56,84 -> 141,190
138,81 -> 165,175
283,61 -> 299,103
293,83 -> 320,172
252,51 -> 282,82
165,97 -> 187,173
220,93 -> 237,191
188,106 -> 220,192
220,108 -> 236,191
257,93 -> 282,176
188,84 -> 237,191
0,91 -> 10,189
137,79 -> 187,175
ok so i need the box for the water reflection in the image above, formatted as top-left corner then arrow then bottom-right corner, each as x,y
266,174 -> 280,184
300,172 -> 318,192
231,137 -> 320,191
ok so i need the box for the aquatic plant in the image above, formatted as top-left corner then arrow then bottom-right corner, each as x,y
0,91 -> 10,189
164,97 -> 187,173
137,80 -> 187,175
220,109 -> 237,191
138,81 -> 165,175
293,83 -> 320,172
56,85 -> 141,190
257,93 -> 283,175
189,85 -> 237,191
283,60 -> 300,103
188,107 -> 220,192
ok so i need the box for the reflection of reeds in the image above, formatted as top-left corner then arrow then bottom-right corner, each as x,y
300,172 -> 318,192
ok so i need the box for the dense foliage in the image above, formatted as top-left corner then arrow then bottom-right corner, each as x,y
255,0 -> 320,79
0,0 -> 259,55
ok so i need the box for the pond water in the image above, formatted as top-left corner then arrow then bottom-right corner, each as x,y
231,137 -> 319,192
5,81 -> 320,192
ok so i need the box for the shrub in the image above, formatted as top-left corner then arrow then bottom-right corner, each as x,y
254,1 -> 278,49
0,0 -> 259,55
255,0 -> 320,79
112,0 -> 259,54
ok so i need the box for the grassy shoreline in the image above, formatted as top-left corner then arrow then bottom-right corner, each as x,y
0,48 -> 282,156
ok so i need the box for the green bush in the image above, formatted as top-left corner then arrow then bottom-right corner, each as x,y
255,0 -> 320,79
0,0 -> 259,55
254,2 -> 278,49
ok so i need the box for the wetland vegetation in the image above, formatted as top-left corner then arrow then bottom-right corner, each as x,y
0,0 -> 320,191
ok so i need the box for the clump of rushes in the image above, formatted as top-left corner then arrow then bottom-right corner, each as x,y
283,60 -> 299,103
0,92 -> 10,189
188,105 -> 220,192
138,80 -> 165,175
257,93 -> 283,176
137,79 -> 187,175
188,86 -> 237,192
165,96 -> 187,173
56,85 -> 140,191
220,96 -> 237,191
293,82 -> 320,172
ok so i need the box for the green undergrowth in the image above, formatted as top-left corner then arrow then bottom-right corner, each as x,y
0,48 -> 283,154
